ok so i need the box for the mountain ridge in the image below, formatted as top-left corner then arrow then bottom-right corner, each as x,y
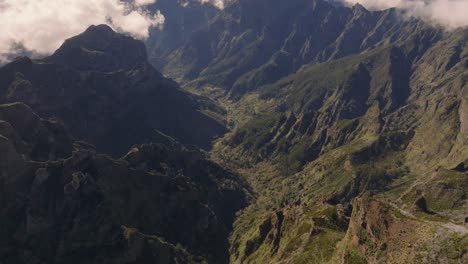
148,0 -> 457,100
0,25 -> 227,156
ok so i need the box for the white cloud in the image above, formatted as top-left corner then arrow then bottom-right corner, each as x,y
0,0 -> 165,63
180,0 -> 227,9
135,0 -> 157,5
343,0 -> 468,29
200,0 -> 226,9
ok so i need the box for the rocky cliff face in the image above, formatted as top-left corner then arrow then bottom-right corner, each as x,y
0,25 -> 226,156
0,103 -> 247,264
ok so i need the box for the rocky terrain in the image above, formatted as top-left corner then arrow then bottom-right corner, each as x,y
0,102 -> 247,264
0,0 -> 467,263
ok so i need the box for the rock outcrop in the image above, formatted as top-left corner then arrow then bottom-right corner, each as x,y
0,103 -> 247,264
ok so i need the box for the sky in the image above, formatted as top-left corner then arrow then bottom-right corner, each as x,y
0,0 -> 467,63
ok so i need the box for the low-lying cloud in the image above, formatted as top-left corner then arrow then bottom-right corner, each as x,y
198,0 -> 226,9
180,0 -> 227,9
343,0 -> 468,29
0,0 -> 165,63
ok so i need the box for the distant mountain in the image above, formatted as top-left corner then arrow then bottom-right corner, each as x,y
0,102 -> 247,264
148,0 -> 450,99
146,0 -> 221,69
0,25 -> 226,156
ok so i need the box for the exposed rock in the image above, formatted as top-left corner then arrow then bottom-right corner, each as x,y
0,103 -> 247,264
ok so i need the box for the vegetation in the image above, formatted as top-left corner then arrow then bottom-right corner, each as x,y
1,0 -> 467,263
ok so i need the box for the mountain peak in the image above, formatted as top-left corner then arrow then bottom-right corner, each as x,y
45,24 -> 148,72
84,24 -> 115,34
351,2 -> 370,15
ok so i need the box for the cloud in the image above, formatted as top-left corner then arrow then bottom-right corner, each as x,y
199,0 -> 226,9
180,0 -> 227,9
342,0 -> 468,29
0,0 -> 165,63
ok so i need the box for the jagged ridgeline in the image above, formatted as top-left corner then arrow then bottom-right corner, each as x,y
0,0 -> 467,263
150,0 -> 462,99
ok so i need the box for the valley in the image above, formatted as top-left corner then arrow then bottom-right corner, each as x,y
0,0 -> 467,263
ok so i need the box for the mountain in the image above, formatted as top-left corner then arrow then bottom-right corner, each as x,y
213,33 -> 468,262
148,0 -> 447,99
0,25 -> 226,156
146,0 -> 221,69
141,0 -> 468,263
0,102 -> 247,264
0,25 -> 250,264
0,0 -> 467,263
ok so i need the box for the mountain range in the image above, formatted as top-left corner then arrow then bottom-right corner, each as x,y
0,0 -> 467,263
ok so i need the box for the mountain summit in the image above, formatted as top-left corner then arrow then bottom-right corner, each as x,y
46,24 -> 148,72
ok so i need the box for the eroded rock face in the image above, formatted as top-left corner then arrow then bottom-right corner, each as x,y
341,198 -> 468,264
0,103 -> 247,264
0,102 -> 73,161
